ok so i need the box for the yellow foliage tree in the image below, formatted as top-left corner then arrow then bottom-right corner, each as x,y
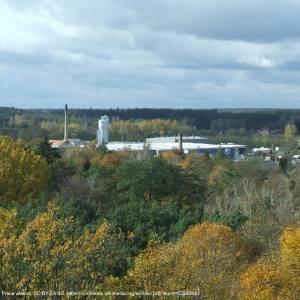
0,208 -> 17,291
128,241 -> 180,292
67,221 -> 127,290
181,153 -> 212,175
14,114 -> 26,127
240,258 -> 286,300
177,223 -> 248,299
241,224 -> 300,300
109,119 -> 190,141
280,224 -> 300,274
0,208 -> 16,239
0,204 -> 129,292
11,203 -> 75,291
129,223 -> 248,299
0,136 -> 48,203
284,123 -> 297,139
208,164 -> 226,188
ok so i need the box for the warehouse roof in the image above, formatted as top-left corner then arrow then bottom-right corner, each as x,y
106,142 -> 245,152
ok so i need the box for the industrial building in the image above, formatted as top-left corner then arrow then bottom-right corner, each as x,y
106,141 -> 246,159
50,107 -> 246,159
146,136 -> 210,144
97,116 -> 245,159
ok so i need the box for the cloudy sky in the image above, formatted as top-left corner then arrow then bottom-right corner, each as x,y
1,0 -> 300,108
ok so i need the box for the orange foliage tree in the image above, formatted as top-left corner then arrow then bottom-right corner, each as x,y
92,151 -> 129,168
161,149 -> 183,161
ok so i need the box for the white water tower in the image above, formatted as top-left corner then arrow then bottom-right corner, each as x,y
97,115 -> 109,145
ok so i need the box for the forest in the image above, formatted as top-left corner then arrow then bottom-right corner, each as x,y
0,127 -> 300,298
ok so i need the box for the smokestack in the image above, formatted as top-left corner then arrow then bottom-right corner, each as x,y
179,133 -> 183,153
64,104 -> 68,142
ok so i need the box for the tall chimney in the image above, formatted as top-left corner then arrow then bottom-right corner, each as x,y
179,133 -> 183,153
64,104 -> 68,142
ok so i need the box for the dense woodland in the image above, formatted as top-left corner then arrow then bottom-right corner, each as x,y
0,109 -> 300,298
0,125 -> 300,298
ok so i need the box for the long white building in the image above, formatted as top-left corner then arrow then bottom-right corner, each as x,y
146,136 -> 210,144
106,140 -> 246,159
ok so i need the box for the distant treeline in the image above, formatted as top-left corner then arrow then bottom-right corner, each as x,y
1,107 -> 300,142
1,107 -> 300,130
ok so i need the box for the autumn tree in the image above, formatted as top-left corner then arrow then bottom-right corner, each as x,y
109,119 -> 191,141
280,224 -> 300,277
0,203 -> 76,291
0,208 -> 17,291
63,146 -> 97,172
284,123 -> 297,139
10,203 -> 76,291
240,224 -> 300,300
161,149 -> 183,162
67,221 -> 129,290
0,136 -> 48,203
0,203 -> 131,292
208,161 -> 237,194
180,153 -> 211,206
92,151 -> 129,169
128,241 -> 180,292
177,223 -> 249,299
129,223 -> 249,299
240,258 -> 285,300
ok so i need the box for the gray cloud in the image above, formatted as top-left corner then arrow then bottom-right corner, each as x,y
0,0 -> 300,108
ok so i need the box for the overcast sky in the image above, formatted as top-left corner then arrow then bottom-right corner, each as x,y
1,0 -> 300,108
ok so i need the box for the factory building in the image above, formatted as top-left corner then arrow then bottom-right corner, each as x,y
106,140 -> 246,160
146,136 -> 210,144
195,144 -> 245,159
105,129 -> 245,159
97,115 -> 109,145
50,107 -> 245,159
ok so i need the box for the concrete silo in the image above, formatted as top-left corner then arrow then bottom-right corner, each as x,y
97,115 -> 109,145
